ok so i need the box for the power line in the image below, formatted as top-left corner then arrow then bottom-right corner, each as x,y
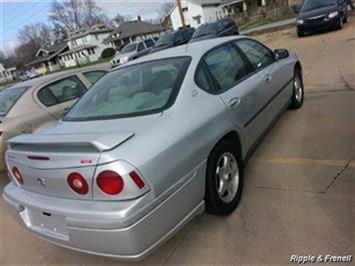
2,3 -> 51,33
2,1 -> 43,25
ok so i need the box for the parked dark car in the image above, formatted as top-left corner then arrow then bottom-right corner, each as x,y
296,0 -> 348,37
149,27 -> 195,53
190,18 -> 239,43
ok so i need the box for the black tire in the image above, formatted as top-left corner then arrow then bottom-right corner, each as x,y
205,140 -> 243,215
289,68 -> 304,109
343,15 -> 348,23
337,17 -> 344,29
297,30 -> 305,37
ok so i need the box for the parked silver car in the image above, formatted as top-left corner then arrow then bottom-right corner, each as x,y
3,36 -> 304,260
0,67 -> 108,170
110,38 -> 156,67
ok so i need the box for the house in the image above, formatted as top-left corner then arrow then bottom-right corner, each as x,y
221,0 -> 291,20
169,0 -> 223,30
27,43 -> 68,74
0,63 -> 16,84
103,18 -> 164,50
59,25 -> 113,68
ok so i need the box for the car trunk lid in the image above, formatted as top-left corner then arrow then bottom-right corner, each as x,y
6,132 -> 134,200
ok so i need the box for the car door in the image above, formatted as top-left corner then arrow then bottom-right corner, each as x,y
236,39 -> 293,123
202,43 -> 270,150
34,75 -> 87,120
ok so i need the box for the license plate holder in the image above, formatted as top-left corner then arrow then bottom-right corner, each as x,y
20,208 -> 69,241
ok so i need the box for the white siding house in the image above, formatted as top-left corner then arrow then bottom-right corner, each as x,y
59,25 -> 113,68
170,0 -> 223,30
0,63 -> 16,84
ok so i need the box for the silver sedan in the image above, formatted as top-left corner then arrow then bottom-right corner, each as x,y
3,36 -> 304,260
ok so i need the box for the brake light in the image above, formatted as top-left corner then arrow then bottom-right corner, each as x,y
12,167 -> 23,185
67,173 -> 89,195
96,170 -> 124,195
129,171 -> 145,189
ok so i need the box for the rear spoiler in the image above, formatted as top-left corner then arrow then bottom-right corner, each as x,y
7,132 -> 135,152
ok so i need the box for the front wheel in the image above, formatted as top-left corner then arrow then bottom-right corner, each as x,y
289,69 -> 304,109
205,140 -> 243,215
297,30 -> 305,37
337,17 -> 344,30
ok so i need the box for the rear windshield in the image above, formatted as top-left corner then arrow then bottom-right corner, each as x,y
121,43 -> 137,53
0,86 -> 28,116
301,0 -> 337,12
193,22 -> 220,38
64,57 -> 191,121
154,32 -> 175,47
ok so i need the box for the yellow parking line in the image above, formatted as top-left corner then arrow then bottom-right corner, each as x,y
253,156 -> 355,168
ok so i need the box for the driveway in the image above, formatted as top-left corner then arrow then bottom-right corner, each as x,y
1,18 -> 354,265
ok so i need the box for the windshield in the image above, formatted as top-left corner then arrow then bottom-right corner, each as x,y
121,43 -> 137,53
64,57 -> 191,121
0,86 -> 28,116
193,22 -> 220,38
301,0 -> 337,12
154,33 -> 175,47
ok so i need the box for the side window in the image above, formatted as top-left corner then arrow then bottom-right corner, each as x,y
137,42 -> 145,52
236,39 -> 275,70
204,44 -> 250,92
82,71 -> 106,84
38,76 -> 86,107
195,64 -> 212,92
144,39 -> 155,48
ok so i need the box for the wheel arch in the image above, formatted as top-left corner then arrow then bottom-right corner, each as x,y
210,130 -> 244,166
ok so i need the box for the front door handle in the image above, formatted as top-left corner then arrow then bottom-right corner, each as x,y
264,74 -> 272,83
228,98 -> 240,109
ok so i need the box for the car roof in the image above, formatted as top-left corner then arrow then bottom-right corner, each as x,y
11,66 -> 108,88
112,35 -> 247,70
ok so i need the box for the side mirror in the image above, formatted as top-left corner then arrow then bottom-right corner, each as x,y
274,49 -> 290,60
293,5 -> 301,13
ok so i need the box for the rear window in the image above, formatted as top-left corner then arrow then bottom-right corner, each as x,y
0,86 -> 28,116
193,22 -> 220,38
64,57 -> 191,121
82,71 -> 106,84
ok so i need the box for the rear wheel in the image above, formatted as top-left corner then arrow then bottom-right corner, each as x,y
290,68 -> 304,109
205,140 -> 243,215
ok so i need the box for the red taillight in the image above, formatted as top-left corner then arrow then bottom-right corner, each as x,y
12,167 -> 23,185
96,170 -> 124,195
67,173 -> 89,195
129,171 -> 145,189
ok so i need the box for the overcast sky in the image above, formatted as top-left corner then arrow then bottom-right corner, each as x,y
0,0 -> 171,54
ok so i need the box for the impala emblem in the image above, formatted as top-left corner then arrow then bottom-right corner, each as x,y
37,178 -> 46,187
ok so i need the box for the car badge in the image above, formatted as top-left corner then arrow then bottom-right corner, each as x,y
37,178 -> 46,187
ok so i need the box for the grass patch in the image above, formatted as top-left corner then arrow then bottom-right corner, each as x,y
0,79 -> 20,88
240,12 -> 297,31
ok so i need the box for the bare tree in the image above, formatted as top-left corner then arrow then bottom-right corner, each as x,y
17,23 -> 54,49
82,0 -> 107,27
159,1 -> 175,18
49,0 -> 107,32
113,13 -> 125,25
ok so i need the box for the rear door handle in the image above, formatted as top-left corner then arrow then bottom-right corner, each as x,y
228,98 -> 240,109
264,74 -> 272,83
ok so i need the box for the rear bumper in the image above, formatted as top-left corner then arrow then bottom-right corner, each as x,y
2,161 -> 206,260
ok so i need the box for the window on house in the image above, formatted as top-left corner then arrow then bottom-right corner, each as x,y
88,49 -> 91,55
182,7 -> 188,12
91,48 -> 95,54
70,54 -> 73,60
95,34 -> 98,40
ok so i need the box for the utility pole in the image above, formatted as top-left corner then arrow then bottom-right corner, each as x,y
176,0 -> 186,27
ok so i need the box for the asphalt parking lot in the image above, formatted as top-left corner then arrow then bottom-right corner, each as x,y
1,18 -> 354,265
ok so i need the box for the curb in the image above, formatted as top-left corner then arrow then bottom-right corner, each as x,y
242,22 -> 295,36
